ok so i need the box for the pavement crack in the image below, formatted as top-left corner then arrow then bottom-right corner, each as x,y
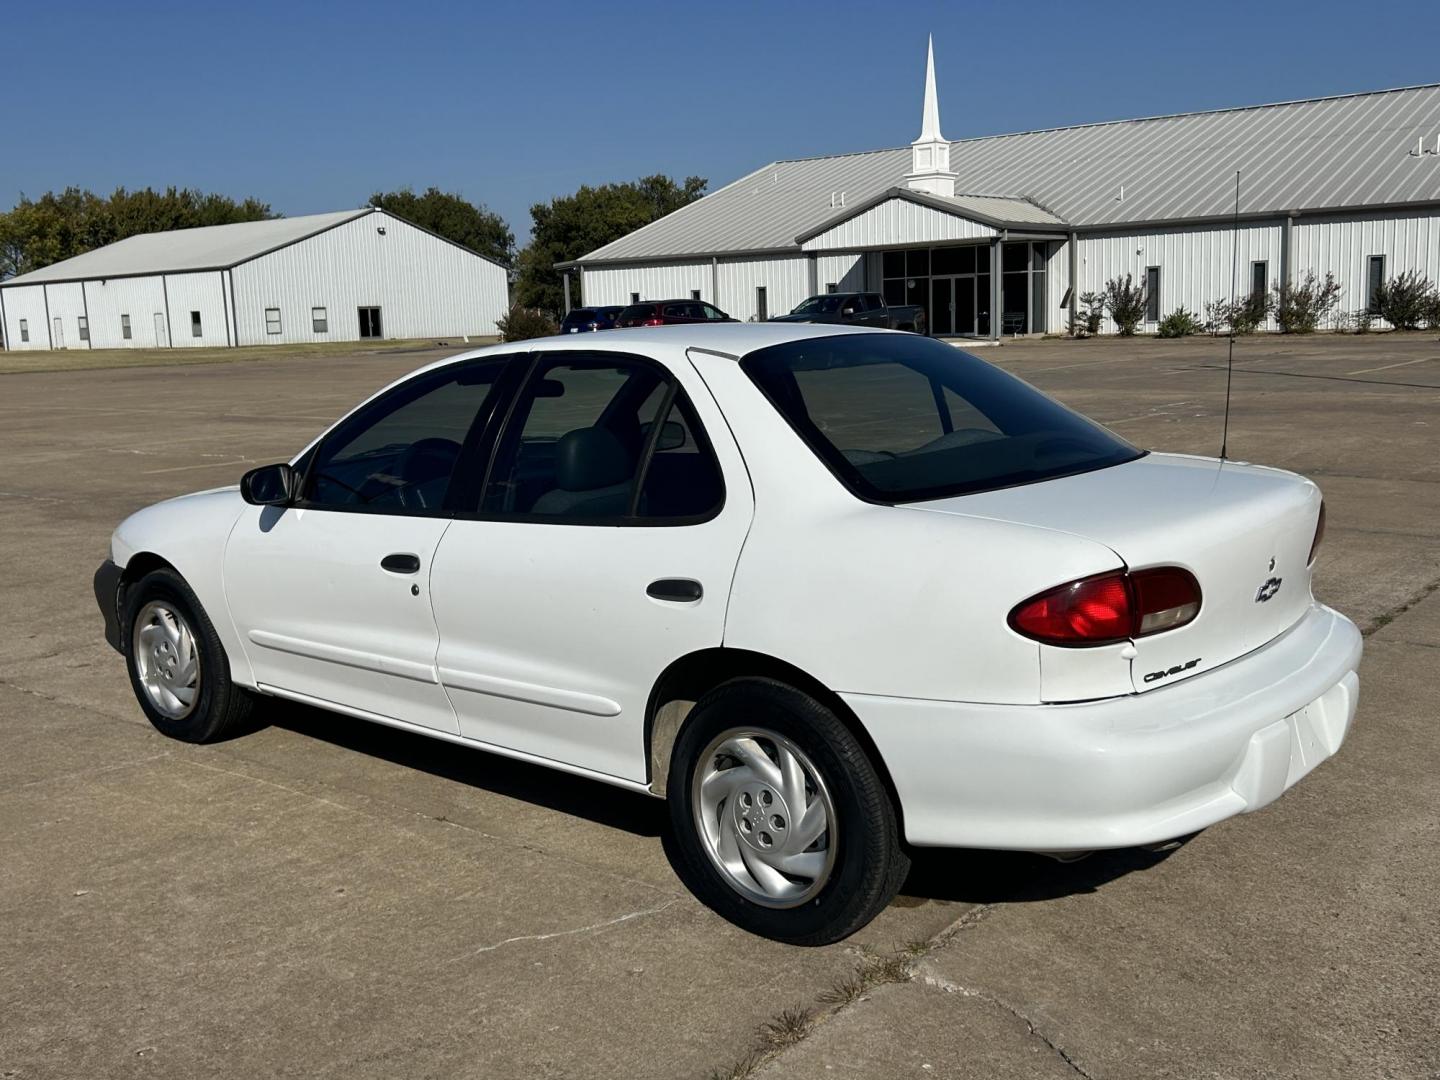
444,897 -> 681,963
917,972 -> 1096,1080
1363,574 -> 1440,636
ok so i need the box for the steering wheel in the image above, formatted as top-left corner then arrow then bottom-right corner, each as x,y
392,438 -> 463,510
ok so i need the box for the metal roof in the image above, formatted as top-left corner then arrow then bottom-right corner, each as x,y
578,84 -> 1440,264
1,209 -> 373,286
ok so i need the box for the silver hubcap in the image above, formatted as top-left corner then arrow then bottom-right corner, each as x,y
692,728 -> 837,908
132,601 -> 201,720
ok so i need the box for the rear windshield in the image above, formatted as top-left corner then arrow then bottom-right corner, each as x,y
618,304 -> 657,321
741,334 -> 1143,503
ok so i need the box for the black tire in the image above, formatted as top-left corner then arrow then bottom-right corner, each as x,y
667,677 -> 909,945
123,567 -> 257,743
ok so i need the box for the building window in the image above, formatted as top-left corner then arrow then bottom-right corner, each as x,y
312,306 -> 328,333
121,314 -> 132,340
826,282 -> 838,293
358,306 -> 382,338
78,316 -> 90,342
690,289 -> 701,300
1367,255 -> 1385,315
755,286 -> 768,321
1144,266 -> 1161,322
265,307 -> 282,335
18,319 -> 28,343
1251,261 -> 1268,304
630,292 -> 640,304
190,311 -> 202,337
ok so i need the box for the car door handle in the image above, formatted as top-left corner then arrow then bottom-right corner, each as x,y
381,553 -> 422,574
647,578 -> 702,602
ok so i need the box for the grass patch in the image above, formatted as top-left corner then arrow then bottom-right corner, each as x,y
0,336 -> 497,375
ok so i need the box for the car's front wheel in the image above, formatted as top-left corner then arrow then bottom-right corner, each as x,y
123,568 -> 256,743
668,678 -> 909,945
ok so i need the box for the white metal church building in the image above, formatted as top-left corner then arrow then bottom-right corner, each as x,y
0,207 -> 508,351
567,40 -> 1440,337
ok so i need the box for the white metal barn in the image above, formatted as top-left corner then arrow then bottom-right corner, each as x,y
564,40 -> 1440,337
0,208 -> 509,351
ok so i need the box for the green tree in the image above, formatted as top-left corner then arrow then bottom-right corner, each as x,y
367,187 -> 514,266
0,187 -> 274,279
515,174 -> 707,316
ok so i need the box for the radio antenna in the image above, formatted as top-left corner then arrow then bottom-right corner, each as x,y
1220,170 -> 1241,460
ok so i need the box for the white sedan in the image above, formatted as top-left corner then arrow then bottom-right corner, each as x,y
97,324 -> 1360,944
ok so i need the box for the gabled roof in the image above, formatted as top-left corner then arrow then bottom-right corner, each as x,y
575,83 -> 1440,265
2,209 -> 373,286
797,188 -> 1066,245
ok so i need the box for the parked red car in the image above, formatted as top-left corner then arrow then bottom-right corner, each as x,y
614,299 -> 737,327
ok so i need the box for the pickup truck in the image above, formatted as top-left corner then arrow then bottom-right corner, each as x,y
770,293 -> 927,334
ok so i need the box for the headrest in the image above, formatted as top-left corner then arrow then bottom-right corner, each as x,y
554,427 -> 634,492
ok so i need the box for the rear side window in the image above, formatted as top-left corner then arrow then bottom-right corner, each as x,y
618,303 -> 656,322
479,353 -> 723,523
742,334 -> 1142,503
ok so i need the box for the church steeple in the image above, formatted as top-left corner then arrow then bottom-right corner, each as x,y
907,35 -> 956,197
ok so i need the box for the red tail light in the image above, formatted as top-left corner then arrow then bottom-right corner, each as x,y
1308,501 -> 1326,566
1009,567 -> 1201,647
644,318 -> 664,326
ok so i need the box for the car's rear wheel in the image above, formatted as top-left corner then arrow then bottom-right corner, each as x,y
668,678 -> 909,945
123,568 -> 256,743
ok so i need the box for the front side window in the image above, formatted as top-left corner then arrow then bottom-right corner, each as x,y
742,334 -> 1142,503
265,307 -> 282,335
702,303 -> 728,321
480,354 -> 722,522
303,358 -> 509,514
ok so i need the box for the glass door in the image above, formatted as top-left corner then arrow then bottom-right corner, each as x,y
930,278 -> 954,337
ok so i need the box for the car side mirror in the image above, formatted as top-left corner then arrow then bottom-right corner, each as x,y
240,463 -> 299,507
655,420 -> 686,451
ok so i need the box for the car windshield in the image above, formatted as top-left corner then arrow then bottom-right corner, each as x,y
741,334 -> 1143,503
791,296 -> 845,315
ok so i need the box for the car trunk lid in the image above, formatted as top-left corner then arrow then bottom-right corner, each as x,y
912,453 -> 1321,693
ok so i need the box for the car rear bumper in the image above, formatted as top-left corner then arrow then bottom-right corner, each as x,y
844,602 -> 1361,851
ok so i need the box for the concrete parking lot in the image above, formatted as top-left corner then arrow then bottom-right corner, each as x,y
1,332 -> 1437,1079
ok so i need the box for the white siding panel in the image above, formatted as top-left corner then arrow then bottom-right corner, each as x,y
164,271 -> 231,347
582,262 -> 712,308
816,254 -> 866,294
42,283 -> 87,349
802,198 -> 997,251
81,275 -> 169,348
1292,209 -> 1440,329
1048,239 -> 1072,329
715,256 -> 810,321
1076,222 -> 1284,333
0,284 -> 51,350
232,211 -> 507,345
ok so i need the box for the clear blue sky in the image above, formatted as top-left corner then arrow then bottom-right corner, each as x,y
4,0 -> 1438,245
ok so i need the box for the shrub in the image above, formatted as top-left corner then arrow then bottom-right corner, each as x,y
1102,274 -> 1147,336
1204,292 -> 1273,336
1374,270 -> 1439,330
1425,291 -> 1440,330
1069,291 -> 1104,337
1339,308 -> 1373,334
1273,271 -> 1342,334
496,304 -> 559,341
1156,307 -> 1204,337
